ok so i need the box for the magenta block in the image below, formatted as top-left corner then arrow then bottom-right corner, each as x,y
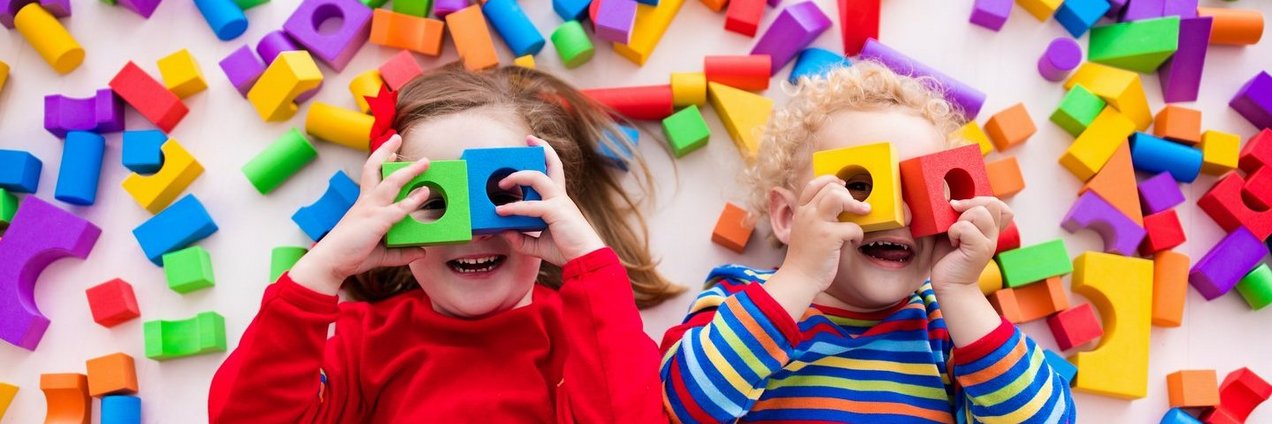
751,1 -> 832,75
219,45 -> 266,96
1061,191 -> 1147,256
1230,71 -> 1272,130
970,0 -> 1011,31
1121,0 -> 1163,21
0,196 -> 101,350
594,0 -> 636,44
1158,16 -> 1211,103
43,89 -> 125,138
859,39 -> 987,119
1190,227 -> 1268,300
432,0 -> 466,18
117,0 -> 160,18
1162,0 -> 1195,18
256,30 -> 300,65
1138,171 -> 1186,214
0,0 -> 70,28
1038,37 -> 1082,82
282,0 -> 371,72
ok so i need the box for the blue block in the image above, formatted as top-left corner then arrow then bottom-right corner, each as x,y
789,48 -> 852,85
1043,350 -> 1077,384
553,0 -> 590,21
635,0 -> 658,4
1056,0 -> 1111,37
194,0 -> 248,41
292,170 -> 359,242
1161,408 -> 1201,424
54,131 -> 106,206
133,195 -> 219,265
102,395 -> 141,424
1130,132 -> 1203,182
461,146 -> 548,235
483,0 -> 546,57
599,124 -> 639,171
122,130 -> 167,174
0,150 -> 42,193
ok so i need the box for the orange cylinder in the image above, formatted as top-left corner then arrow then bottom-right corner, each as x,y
1197,7 -> 1264,46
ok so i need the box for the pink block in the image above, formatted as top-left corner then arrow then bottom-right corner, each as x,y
750,1 -> 832,75
1038,37 -> 1082,82
1061,191 -> 1147,256
379,50 -> 424,91
1159,16 -> 1211,103
282,0 -> 372,72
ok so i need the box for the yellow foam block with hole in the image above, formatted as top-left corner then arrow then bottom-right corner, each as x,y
1064,62 -> 1152,131
613,0 -> 685,66
672,72 -> 707,107
305,102 -> 373,152
513,55 -> 536,69
348,69 -> 383,113
1069,252 -> 1153,399
1200,130 -> 1240,175
122,140 -> 204,214
708,81 -> 771,160
247,51 -> 323,122
1017,0 -> 1062,21
811,142 -> 903,232
954,121 -> 993,156
157,48 -> 208,99
1059,107 -> 1136,181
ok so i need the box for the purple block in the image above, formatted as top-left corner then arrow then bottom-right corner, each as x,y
594,0 -> 636,44
117,0 -> 160,18
1137,171 -> 1185,214
767,0 -> 779,7
1121,0 -> 1163,21
43,89 -> 126,138
970,0 -> 1011,31
1190,227 -> 1268,300
0,196 -> 101,350
751,1 -> 831,75
432,0 -> 466,18
282,0 -> 371,73
1158,16 -> 1211,103
257,30 -> 300,65
1105,0 -> 1127,18
1061,191 -> 1147,256
859,39 -> 987,119
1038,37 -> 1082,82
1230,71 -> 1272,130
219,45 -> 266,96
1162,0 -> 1195,18
0,0 -> 70,28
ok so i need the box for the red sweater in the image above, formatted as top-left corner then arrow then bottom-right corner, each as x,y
208,248 -> 666,423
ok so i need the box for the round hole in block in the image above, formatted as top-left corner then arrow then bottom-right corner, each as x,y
485,168 -> 524,206
1240,190 -> 1271,213
944,168 -> 976,201
405,181 -> 447,224
835,165 -> 873,202
311,3 -> 346,35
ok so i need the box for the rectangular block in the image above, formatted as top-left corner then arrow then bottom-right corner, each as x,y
1153,105 -> 1201,145
1200,130 -> 1240,175
157,48 -> 207,99
711,202 -> 754,253
1064,62 -> 1153,130
1088,17 -> 1180,73
995,238 -> 1072,288
1059,108 -> 1136,181
1229,71 -> 1272,130
446,5 -> 499,71
109,62 -> 187,133
986,156 -> 1025,198
1137,171 -> 1185,214
1051,84 -> 1106,137
812,142 -> 904,232
85,279 -> 140,327
86,353 -> 138,397
1158,16 -> 1212,103
987,276 -> 1069,323
1189,226 -> 1268,300
132,195 -> 218,266
459,147 -> 548,235
1047,303 -> 1103,350
1167,370 -> 1220,408
1140,209 -> 1185,255
163,245 -> 215,294
985,103 -> 1036,151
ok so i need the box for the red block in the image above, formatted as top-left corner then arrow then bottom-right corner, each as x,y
724,0 -> 765,36
1140,209 -> 1186,255
85,279 -> 140,327
1245,167 -> 1272,207
996,221 -> 1021,255
899,144 -> 993,238
838,0 -> 880,56
582,85 -> 674,120
378,50 -> 424,91
1198,172 -> 1272,240
108,61 -> 188,133
704,55 -> 772,91
1046,303 -> 1103,351
1202,367 -> 1272,424
1238,128 -> 1272,173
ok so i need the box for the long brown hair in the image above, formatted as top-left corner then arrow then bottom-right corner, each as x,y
345,62 -> 684,309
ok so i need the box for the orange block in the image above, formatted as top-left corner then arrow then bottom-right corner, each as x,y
40,373 -> 90,424
1197,7 -> 1264,46
1080,142 -> 1143,225
1168,369 -> 1220,408
1152,250 -> 1188,327
86,352 -> 138,397
987,276 -> 1069,323
446,5 -> 499,71
984,103 -> 1036,151
986,156 -> 1025,198
370,9 -> 444,56
1153,105 -> 1202,145
711,202 -> 754,253
700,0 -> 726,12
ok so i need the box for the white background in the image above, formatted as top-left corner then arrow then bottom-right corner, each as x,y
1,0 -> 1270,422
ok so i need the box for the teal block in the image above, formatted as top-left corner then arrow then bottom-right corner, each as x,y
163,245 -> 215,294
143,311 -> 226,360
1089,17 -> 1180,73
1050,84 -> 1107,137
662,105 -> 711,158
383,161 -> 473,247
995,238 -> 1073,288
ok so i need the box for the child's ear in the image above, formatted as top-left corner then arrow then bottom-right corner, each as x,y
768,187 -> 797,245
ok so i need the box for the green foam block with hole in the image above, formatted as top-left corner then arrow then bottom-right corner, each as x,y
383,161 -> 473,247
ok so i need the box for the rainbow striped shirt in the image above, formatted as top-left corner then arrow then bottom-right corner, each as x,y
659,265 -> 1075,423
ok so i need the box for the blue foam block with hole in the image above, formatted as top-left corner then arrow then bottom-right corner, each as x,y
122,130 -> 167,174
133,195 -> 219,265
460,146 -> 548,234
54,131 -> 106,206
0,150 -> 42,193
292,170 -> 360,242
789,48 -> 852,84
1130,132 -> 1203,183
101,395 -> 141,424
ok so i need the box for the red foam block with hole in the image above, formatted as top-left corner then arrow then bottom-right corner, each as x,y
899,144 -> 993,238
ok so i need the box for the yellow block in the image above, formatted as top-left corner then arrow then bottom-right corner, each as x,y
247,51 -> 323,122
671,72 -> 707,107
1016,0 -> 1062,21
0,60 -> 9,95
0,382 -> 16,420
348,69 -> 383,113
613,0 -> 685,66
1200,130 -> 1240,175
305,102 -> 373,151
708,82 -> 771,160
954,121 -> 993,156
1069,252 -> 1153,400
14,3 -> 83,74
978,260 -> 1003,295
122,140 -> 204,214
157,48 -> 208,99
1064,62 -> 1152,131
513,55 -> 536,69
1059,108 -> 1135,181
811,142 -> 904,232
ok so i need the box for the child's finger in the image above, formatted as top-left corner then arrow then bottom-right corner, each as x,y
375,158 -> 430,202
948,220 -> 990,255
952,196 -> 1012,230
378,246 -> 428,267
959,206 -> 998,242
499,170 -> 561,199
496,200 -> 548,219
395,186 -> 431,216
527,135 -> 566,185
835,222 -> 865,246
360,135 -> 402,192
800,176 -> 842,206
499,231 -> 544,258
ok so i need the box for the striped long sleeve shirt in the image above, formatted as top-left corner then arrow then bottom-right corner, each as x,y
659,265 -> 1076,423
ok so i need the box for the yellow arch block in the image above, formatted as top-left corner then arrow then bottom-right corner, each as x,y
247,51 -> 323,122
14,4 -> 83,75
1064,62 -> 1152,131
157,48 -> 207,99
1069,252 -> 1153,399
305,102 -> 373,152
1059,108 -> 1135,181
811,142 -> 904,232
348,69 -> 383,113
122,140 -> 204,214
708,82 -> 771,160
40,373 -> 89,424
671,72 -> 707,107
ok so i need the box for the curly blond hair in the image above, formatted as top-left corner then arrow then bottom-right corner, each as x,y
745,60 -> 970,243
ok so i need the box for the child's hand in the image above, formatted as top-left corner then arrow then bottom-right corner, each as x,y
289,135 -> 433,295
929,196 -> 1015,289
495,135 -> 605,267
778,175 -> 871,292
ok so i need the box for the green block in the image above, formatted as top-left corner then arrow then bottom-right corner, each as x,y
392,0 -> 432,17
163,246 -> 215,294
242,128 -> 318,195
662,105 -> 711,158
360,0 -> 388,8
1088,17 -> 1180,73
995,238 -> 1073,288
233,0 -> 269,10
270,246 -> 308,282
551,21 -> 595,69
383,161 -> 473,247
143,311 -> 226,361
1050,84 -> 1107,137
1236,263 -> 1272,310
100,0 -> 117,6
0,188 -> 16,228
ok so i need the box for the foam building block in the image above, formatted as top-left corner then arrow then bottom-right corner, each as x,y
1167,370 -> 1220,408
1158,16 -> 1212,103
750,1 -> 831,75
121,140 -> 203,214
86,353 -> 138,397
40,373 -> 90,423
1130,132 -> 1203,183
293,171 -> 359,242
1140,209 -> 1185,255
978,260 -> 1003,295
1200,130 -> 1239,175
552,0 -> 588,20
837,0 -> 879,55
711,202 -> 753,253
811,142 -> 904,232
705,55 -> 771,92
348,70 -> 382,114
0,150 -> 41,193
1017,0 -> 1061,20
219,45 -> 266,96
1201,368 -> 1272,423
0,196 -> 100,350
987,276 -> 1069,323
1241,129 -> 1272,172
985,156 -> 1025,199
1061,191 -> 1147,256
1080,143 -> 1143,224
242,128 -> 317,195
670,72 -> 706,107
1055,0 -> 1109,37
0,61 -> 5,96
513,55 -> 535,69
13,4 -> 82,74
0,382 -> 15,419
53,131 -> 105,206
551,21 -> 595,69
384,161 -> 473,247
143,311 -> 226,360
661,105 -> 711,157
708,82 -> 772,159
1161,0 -> 1197,18
132,194 -> 218,266
0,189 -> 17,228
379,50 -> 424,91
955,121 -> 994,155
598,124 -> 639,171
788,48 -> 850,85
724,0 -> 763,36
193,0 -> 246,40
369,9 -> 444,56
1229,71 -> 1272,130
1069,252 -> 1152,399
85,279 -> 140,327
121,130 -> 165,174
996,221 -> 1021,255
163,245 -> 214,294
859,39 -> 985,118
593,0 -> 636,43
43,89 -> 125,138
1,0 -> 69,29
1064,62 -> 1153,130
1044,350 -> 1077,384
1038,37 -> 1083,81
1152,250 -> 1187,327
482,0 -> 544,56
247,51 -> 323,122
1153,105 -> 1201,145
1196,7 -> 1264,46
1051,84 -> 1106,137
969,0 -> 1011,31
101,395 -> 140,424
283,0 -> 371,72
612,0 -> 684,65
460,147 -> 547,235
446,5 -> 499,71
995,238 -> 1071,288
898,144 -> 992,238
256,30 -> 299,65
270,246 -> 307,282
305,102 -> 373,151
1236,263 -> 1272,310
157,48 -> 207,99
1198,172 -> 1272,240
109,62 -> 188,133
1089,17 -> 1180,73
1137,171 -> 1185,214
1161,409 -> 1201,424
985,103 -> 1036,151
1047,303 -> 1103,350
1189,227 -> 1267,300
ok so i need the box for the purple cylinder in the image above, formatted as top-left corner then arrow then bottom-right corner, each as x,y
858,39 -> 987,119
1038,37 -> 1082,82
257,30 -> 300,65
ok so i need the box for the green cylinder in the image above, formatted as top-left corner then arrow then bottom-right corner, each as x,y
0,188 -> 17,227
242,128 -> 318,195
270,246 -> 309,282
551,21 -> 594,69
